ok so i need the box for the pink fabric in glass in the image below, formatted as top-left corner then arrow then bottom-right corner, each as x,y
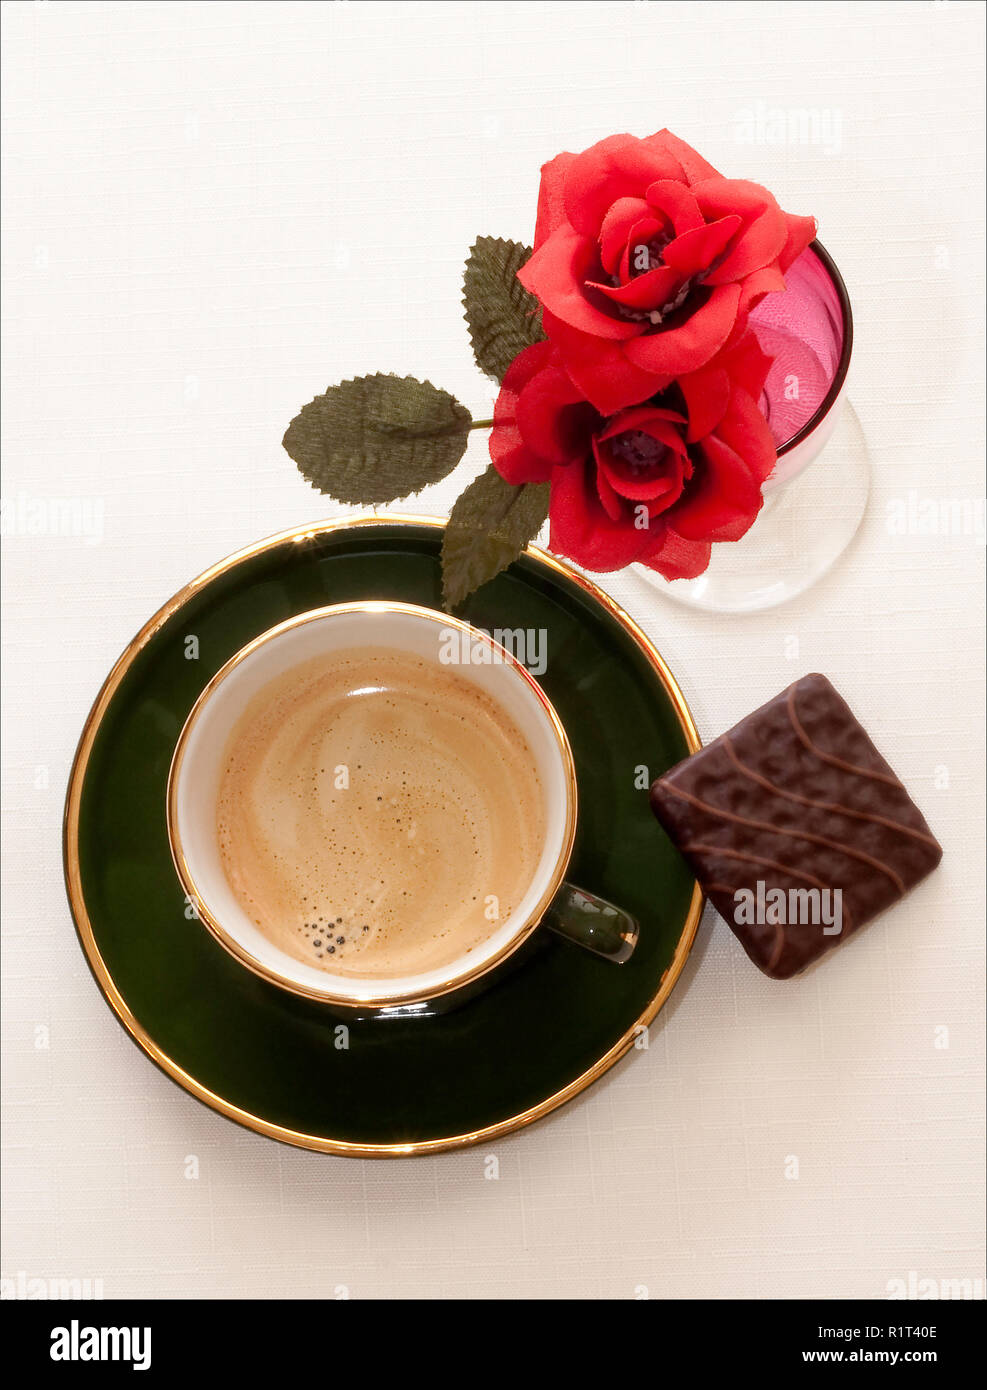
749,247 -> 844,448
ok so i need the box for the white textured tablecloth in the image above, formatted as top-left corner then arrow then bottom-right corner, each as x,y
2,1 -> 984,1300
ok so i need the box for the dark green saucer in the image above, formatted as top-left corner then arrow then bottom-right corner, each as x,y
64,516 -> 702,1155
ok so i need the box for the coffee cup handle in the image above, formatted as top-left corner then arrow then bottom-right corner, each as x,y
542,883 -> 639,963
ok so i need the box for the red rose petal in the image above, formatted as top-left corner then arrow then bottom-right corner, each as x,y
713,386 -> 777,486
562,134 -> 685,238
593,454 -> 625,522
649,129 -> 722,186
604,465 -> 683,505
715,328 -> 775,400
618,215 -> 667,282
643,178 -> 704,236
518,226 -> 639,340
541,309 -> 669,414
669,433 -> 764,542
623,282 -> 741,375
489,421 -> 553,486
597,404 -> 687,439
640,528 -> 712,580
497,339 -> 553,396
592,263 -> 682,311
692,179 -> 787,284
534,151 -> 578,248
489,343 -> 557,485
662,214 -> 742,278
515,364 -> 596,466
598,197 -> 651,276
548,458 -> 653,570
779,213 -> 817,273
593,432 -> 689,509
676,363 -> 731,442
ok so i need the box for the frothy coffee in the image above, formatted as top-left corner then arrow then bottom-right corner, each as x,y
216,648 -> 546,979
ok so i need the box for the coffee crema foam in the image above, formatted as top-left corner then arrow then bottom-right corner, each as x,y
216,648 -> 547,979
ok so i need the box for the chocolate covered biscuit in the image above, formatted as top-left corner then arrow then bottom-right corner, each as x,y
649,674 -> 942,978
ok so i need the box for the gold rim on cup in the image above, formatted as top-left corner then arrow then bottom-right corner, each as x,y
166,600 -> 580,1009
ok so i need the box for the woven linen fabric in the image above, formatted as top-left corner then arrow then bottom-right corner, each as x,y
2,1 -> 984,1300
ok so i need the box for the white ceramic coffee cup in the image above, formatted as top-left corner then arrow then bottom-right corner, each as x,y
167,601 -> 601,1008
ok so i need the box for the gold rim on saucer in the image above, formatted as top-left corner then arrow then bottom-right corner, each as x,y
63,513 -> 703,1157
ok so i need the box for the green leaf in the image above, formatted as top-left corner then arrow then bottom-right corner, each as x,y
283,373 -> 472,506
441,465 -> 550,611
463,237 -> 545,382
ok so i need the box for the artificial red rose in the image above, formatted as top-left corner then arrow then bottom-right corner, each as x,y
518,128 -> 815,415
490,333 -> 776,580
